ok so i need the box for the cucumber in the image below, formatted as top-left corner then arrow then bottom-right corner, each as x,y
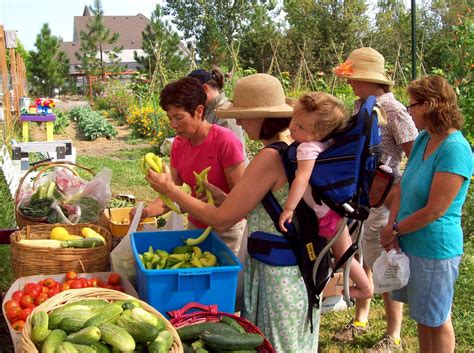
41,329 -> 67,353
147,330 -> 173,353
90,341 -> 111,353
214,350 -> 257,353
71,344 -> 97,353
117,310 -> 159,342
66,326 -> 101,345
99,323 -> 135,351
61,238 -> 104,248
83,304 -> 123,328
49,306 -> 93,329
68,299 -> 109,311
55,342 -> 79,353
113,300 -> 142,311
59,312 -> 95,333
32,311 -> 50,344
200,332 -> 264,351
129,307 -> 162,328
220,316 -> 246,334
177,322 -> 239,342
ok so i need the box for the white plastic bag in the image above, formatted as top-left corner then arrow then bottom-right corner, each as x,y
373,249 -> 410,294
110,202 -> 143,285
162,211 -> 185,231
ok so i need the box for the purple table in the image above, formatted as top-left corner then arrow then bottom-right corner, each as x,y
20,114 -> 56,141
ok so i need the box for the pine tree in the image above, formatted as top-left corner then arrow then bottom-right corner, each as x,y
134,4 -> 189,85
28,23 -> 69,96
75,0 -> 122,80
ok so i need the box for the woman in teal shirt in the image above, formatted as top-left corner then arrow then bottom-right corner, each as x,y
381,75 -> 472,353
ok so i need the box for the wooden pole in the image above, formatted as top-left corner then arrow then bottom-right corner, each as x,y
9,48 -> 19,113
0,25 -> 12,134
88,75 -> 93,105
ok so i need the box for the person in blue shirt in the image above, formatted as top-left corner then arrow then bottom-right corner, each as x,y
381,75 -> 472,353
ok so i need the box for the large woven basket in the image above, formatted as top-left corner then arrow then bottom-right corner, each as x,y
168,302 -> 275,353
10,223 -> 112,278
21,288 -> 183,353
15,161 -> 99,228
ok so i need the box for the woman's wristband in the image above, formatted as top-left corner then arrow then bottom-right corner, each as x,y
392,222 -> 402,238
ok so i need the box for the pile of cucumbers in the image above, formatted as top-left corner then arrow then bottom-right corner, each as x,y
178,316 -> 264,353
30,299 -> 174,353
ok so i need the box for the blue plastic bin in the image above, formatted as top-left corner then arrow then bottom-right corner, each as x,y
131,230 -> 242,316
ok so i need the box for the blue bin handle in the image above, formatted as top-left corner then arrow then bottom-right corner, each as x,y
177,269 -> 212,291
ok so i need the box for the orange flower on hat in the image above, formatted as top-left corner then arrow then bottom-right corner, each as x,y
334,60 -> 354,77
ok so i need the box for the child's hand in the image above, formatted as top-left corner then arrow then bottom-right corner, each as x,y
279,209 -> 294,232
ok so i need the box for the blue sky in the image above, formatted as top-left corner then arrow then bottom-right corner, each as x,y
0,0 -> 161,50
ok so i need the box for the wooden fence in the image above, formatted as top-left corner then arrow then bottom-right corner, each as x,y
0,24 -> 27,140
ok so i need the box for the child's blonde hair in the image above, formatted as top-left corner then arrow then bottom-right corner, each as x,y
298,92 -> 349,139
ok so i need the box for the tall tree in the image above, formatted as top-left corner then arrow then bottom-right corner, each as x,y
75,0 -> 122,80
134,4 -> 189,85
28,24 -> 69,96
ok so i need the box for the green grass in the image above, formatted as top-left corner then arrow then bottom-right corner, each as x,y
0,152 -> 472,351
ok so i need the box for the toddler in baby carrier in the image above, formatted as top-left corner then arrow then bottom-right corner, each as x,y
248,95 -> 393,330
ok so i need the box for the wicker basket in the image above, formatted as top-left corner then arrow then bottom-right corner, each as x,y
168,302 -> 275,353
21,288 -> 183,353
10,223 -> 112,278
15,161 -> 98,228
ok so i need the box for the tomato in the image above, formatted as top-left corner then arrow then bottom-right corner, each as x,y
69,280 -> 84,289
79,278 -> 89,287
65,271 -> 78,281
18,308 -> 33,321
42,278 -> 56,288
41,286 -> 49,295
35,293 -> 49,306
23,283 -> 38,293
12,291 -> 24,302
60,283 -> 70,292
5,307 -> 21,322
113,285 -> 124,292
19,295 -> 34,309
38,279 -> 45,286
108,273 -> 121,286
47,287 -> 60,298
104,284 -> 115,290
11,319 -> 26,331
24,284 -> 42,299
4,299 -> 21,312
88,277 -> 100,287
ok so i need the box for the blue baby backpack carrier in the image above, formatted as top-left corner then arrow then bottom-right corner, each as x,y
257,96 -> 387,330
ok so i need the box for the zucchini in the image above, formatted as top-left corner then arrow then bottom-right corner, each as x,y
200,332 -> 264,351
61,238 -> 104,248
55,341 -> 79,353
41,329 -> 67,353
117,310 -> 159,342
71,344 -> 97,353
83,304 -> 123,328
220,316 -> 246,334
147,330 -> 173,353
32,311 -> 50,344
66,326 -> 101,345
99,323 -> 135,351
177,322 -> 239,342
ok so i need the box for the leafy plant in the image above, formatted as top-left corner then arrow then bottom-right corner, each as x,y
52,108 -> 70,134
69,106 -> 117,140
94,80 -> 134,125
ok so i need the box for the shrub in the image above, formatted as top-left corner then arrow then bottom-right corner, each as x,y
69,106 -> 117,140
126,102 -> 175,150
52,108 -> 70,134
94,80 -> 135,125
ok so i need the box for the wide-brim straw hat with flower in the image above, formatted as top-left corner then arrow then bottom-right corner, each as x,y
333,47 -> 394,86
216,73 -> 294,119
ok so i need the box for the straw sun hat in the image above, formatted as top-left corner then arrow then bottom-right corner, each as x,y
216,73 -> 294,119
333,47 -> 394,86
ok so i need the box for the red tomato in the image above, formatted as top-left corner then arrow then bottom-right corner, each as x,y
65,271 -> 78,281
38,279 -> 45,286
69,280 -> 84,289
65,279 -> 74,287
5,307 -> 21,322
11,319 -> 26,332
41,286 -> 49,295
42,278 -> 56,288
23,283 -> 38,293
19,295 -> 34,309
18,308 -> 33,321
60,283 -> 70,292
4,299 -> 21,312
47,287 -> 60,298
79,278 -> 89,287
12,291 -> 24,302
104,284 -> 115,290
35,293 -> 49,306
113,285 -> 124,292
108,273 -> 121,286
24,284 -> 42,299
88,277 -> 100,287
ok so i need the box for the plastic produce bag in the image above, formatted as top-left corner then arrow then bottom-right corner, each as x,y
110,202 -> 143,285
162,211 -> 185,231
373,249 -> 410,294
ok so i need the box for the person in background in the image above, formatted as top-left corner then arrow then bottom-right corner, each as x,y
146,74 -> 322,352
381,75 -> 472,353
141,77 -> 246,255
188,67 -> 244,143
332,47 -> 418,352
